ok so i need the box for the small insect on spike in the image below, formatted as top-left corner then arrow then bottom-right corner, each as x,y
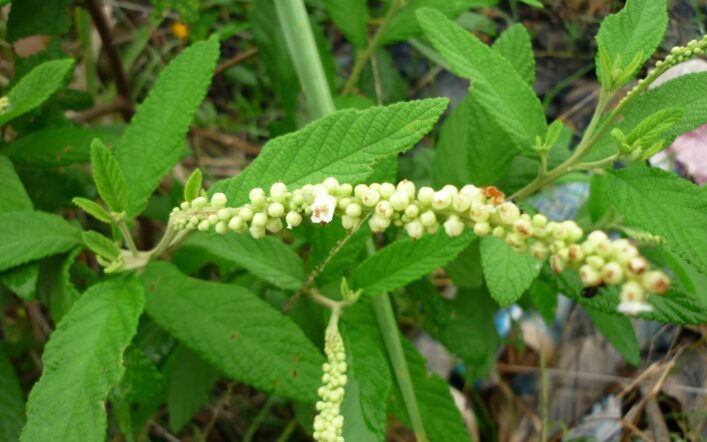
581,284 -> 605,299
482,186 -> 505,205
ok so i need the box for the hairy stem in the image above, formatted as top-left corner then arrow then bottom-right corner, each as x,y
274,0 -> 335,118
117,220 -> 139,256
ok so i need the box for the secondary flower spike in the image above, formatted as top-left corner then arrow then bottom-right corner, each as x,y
169,178 -> 671,315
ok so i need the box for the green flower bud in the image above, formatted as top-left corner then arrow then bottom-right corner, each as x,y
617,281 -> 651,315
211,192 -> 227,209
379,182 -> 396,198
404,204 -> 420,218
473,221 -> 491,237
443,215 -> 464,237
191,196 -> 207,209
389,191 -> 410,211
369,214 -> 391,232
345,203 -> 362,218
215,221 -> 228,235
249,225 -> 266,239
286,211 -> 303,229
513,218 -> 532,237
323,177 -> 340,193
339,183 -> 353,197
198,220 -> 211,231
579,264 -> 601,287
497,202 -> 520,225
267,202 -> 285,218
417,187 -> 435,205
431,190 -> 452,210
641,270 -> 670,294
229,216 -> 245,232
551,255 -> 566,273
627,257 -> 648,275
361,189 -> 380,207
353,184 -> 368,198
601,262 -> 624,285
249,188 -> 266,207
269,182 -> 288,202
460,184 -> 484,203
397,180 -> 416,197
452,194 -> 471,212
586,255 -> 605,270
531,241 -> 549,260
405,220 -> 424,240
341,215 -> 359,230
266,217 -> 283,233
252,212 -> 268,228
470,202 -> 490,222
492,226 -> 506,238
532,214 -> 548,228
375,200 -> 394,218
239,206 -> 254,222
419,210 -> 437,227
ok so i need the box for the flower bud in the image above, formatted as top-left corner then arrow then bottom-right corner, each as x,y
419,210 -> 437,227
369,214 -> 391,233
431,190 -> 452,210
217,208 -> 232,221
252,212 -> 268,228
601,262 -> 624,285
198,220 -> 211,231
210,192 -> 227,209
532,214 -> 548,228
417,187 -> 435,205
531,241 -> 549,260
249,188 -> 266,207
249,225 -> 266,239
214,221 -> 227,234
397,179 -> 416,197
460,184 -> 484,203
579,265 -> 601,287
587,231 -> 608,245
266,217 -> 283,233
473,221 -> 490,237
379,182 -> 395,198
469,202 -> 490,222
375,200 -> 394,218
267,202 -> 285,218
513,218 -> 532,237
444,215 -> 464,237
567,244 -> 584,262
506,232 -> 527,251
551,255 -> 566,273
239,207 -> 254,222
452,194 -> 471,212
341,215 -> 359,230
586,255 -> 605,270
354,184 -> 368,198
269,182 -> 288,202
323,177 -> 340,193
180,201 -> 190,210
642,271 -> 670,294
286,211 -> 302,229
339,183 -> 353,197
404,204 -> 420,218
405,220 -> 424,239
191,196 -> 207,209
627,257 -> 648,275
492,226 -> 506,238
389,191 -> 410,211
497,202 -> 521,225
361,189 -> 380,207
345,203 -> 362,218
617,281 -> 651,315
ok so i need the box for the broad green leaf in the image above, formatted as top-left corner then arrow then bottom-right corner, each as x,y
113,347 -> 164,402
211,98 -> 448,204
353,230 -> 474,295
519,0 -> 543,7
38,248 -> 81,323
607,168 -> 707,273
183,168 -> 203,202
82,230 -> 121,261
492,24 -> 535,85
480,236 -> 539,306
418,8 -> 546,152
167,345 -> 220,433
90,139 -> 128,213
72,197 -> 112,223
0,211 -> 81,272
151,0 -> 199,23
4,125 -> 121,167
114,36 -> 219,217
309,219 -> 370,286
444,240 -> 484,288
0,348 -> 25,442
585,307 -> 640,366
141,262 -> 324,402
21,278 -> 145,442
527,279 -> 557,323
0,263 -> 39,300
323,0 -> 367,48
380,0 -> 498,45
186,232 -> 306,290
0,155 -> 32,213
0,59 -> 74,127
6,0 -> 71,42
595,0 -> 668,86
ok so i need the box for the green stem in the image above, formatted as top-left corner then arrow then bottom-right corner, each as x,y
341,0 -> 402,96
243,395 -> 277,442
274,0 -> 335,118
117,220 -> 139,256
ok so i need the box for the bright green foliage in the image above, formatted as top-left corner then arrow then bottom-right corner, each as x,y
0,263 -> 39,300
82,231 -> 121,261
186,232 -> 306,290
0,59 -> 74,127
72,198 -> 112,224
166,345 -> 220,433
519,0 -> 543,7
114,36 -> 219,217
141,262 -> 324,402
183,168 -> 203,202
113,347 -> 164,403
5,126 -> 121,167
607,168 -> 707,273
211,98 -> 448,204
381,0 -> 498,45
0,155 -> 32,213
6,0 -> 71,42
151,0 -> 199,23
418,8 -> 546,152
0,349 -> 25,441
90,139 -> 128,214
480,237 -> 539,306
492,24 -> 535,85
353,230 -> 474,295
309,220 -> 370,286
38,248 -> 81,323
528,279 -> 557,323
322,0 -> 367,48
20,278 -> 145,442
595,0 -> 668,87
0,211 -> 81,272
586,307 -> 640,366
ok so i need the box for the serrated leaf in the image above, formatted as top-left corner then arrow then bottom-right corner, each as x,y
114,36 -> 219,217
186,232 -> 306,290
0,211 -> 81,272
309,218 -> 370,286
20,278 -> 145,442
4,125 -> 121,167
6,0 -> 71,42
0,59 -> 74,127
626,107 -> 683,145
585,307 -> 640,366
480,236 -> 539,306
82,230 -> 120,260
141,262 -> 324,402
72,197 -> 112,223
211,98 -> 448,204
418,8 -> 546,152
492,24 -> 535,85
353,230 -> 474,296
0,348 -> 25,442
113,346 -> 164,402
595,0 -> 667,86
322,0 -> 367,48
90,139 -> 128,213
607,168 -> 707,273
0,155 -> 32,213
183,168 -> 203,202
167,345 -> 220,433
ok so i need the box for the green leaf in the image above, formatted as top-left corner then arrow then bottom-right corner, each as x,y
607,168 -> 707,273
211,98 -> 448,204
167,345 -> 220,433
90,139 -> 128,213
72,197 -> 112,223
113,346 -> 164,402
6,0 -> 71,42
186,232 -> 306,291
38,248 -> 81,323
492,24 -> 535,85
4,125 -> 121,167
595,0 -> 667,86
0,263 -> 39,300
0,155 -> 32,213
82,230 -> 120,261
309,219 -> 370,286
183,168 -> 203,202
585,307 -> 640,366
527,279 -> 557,323
114,36 -> 219,217
141,262 -> 324,402
151,0 -> 199,23
322,0 -> 367,48
0,59 -> 74,127
0,211 -> 81,272
353,230 -> 474,296
0,348 -> 25,442
20,277 -> 145,442
480,236 -> 539,306
519,0 -> 543,7
417,8 -> 546,152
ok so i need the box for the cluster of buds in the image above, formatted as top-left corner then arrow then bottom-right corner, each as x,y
313,320 -> 347,442
170,178 -> 670,314
0,96 -> 9,115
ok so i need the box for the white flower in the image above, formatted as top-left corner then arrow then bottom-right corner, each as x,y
617,300 -> 653,315
311,192 -> 337,224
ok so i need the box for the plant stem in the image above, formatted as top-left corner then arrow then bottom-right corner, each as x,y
341,0 -> 403,95
243,395 -> 277,442
274,0 -> 335,119
76,8 -> 98,96
117,220 -> 139,256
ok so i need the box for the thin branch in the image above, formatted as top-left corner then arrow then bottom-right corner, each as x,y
215,47 -> 258,76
